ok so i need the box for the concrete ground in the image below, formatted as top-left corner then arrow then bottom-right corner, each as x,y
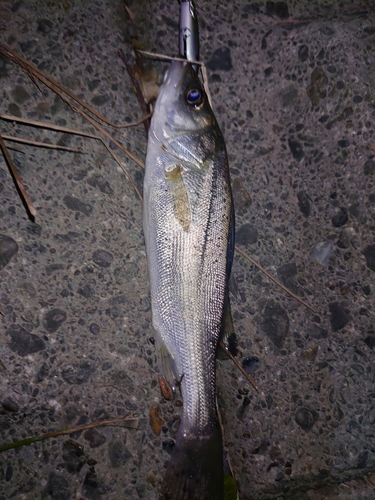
0,0 -> 375,499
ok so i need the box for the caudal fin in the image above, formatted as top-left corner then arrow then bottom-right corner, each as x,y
159,423 -> 223,500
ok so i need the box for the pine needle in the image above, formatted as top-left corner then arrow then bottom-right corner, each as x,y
1,134 -> 85,153
0,113 -> 101,138
0,42 -> 145,177
137,49 -> 201,66
220,341 -> 258,391
0,414 -> 139,453
0,135 -> 36,218
0,42 -> 146,130
117,49 -> 151,134
235,245 -> 315,313
136,50 -> 213,107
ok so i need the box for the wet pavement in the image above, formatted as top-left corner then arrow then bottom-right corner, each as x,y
0,1 -> 375,499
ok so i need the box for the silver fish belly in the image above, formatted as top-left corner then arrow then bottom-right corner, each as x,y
143,61 -> 233,500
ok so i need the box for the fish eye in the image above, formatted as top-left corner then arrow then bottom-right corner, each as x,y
186,88 -> 204,107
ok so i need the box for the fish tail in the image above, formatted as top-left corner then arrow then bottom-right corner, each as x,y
159,420 -> 223,500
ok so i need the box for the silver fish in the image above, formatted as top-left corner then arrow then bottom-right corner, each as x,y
143,60 -> 233,500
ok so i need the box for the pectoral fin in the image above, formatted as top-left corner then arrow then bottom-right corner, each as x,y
164,163 -> 191,231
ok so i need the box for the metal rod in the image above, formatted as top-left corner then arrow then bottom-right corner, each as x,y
179,0 -> 199,72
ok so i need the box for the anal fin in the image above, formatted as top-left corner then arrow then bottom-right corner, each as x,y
152,326 -> 179,393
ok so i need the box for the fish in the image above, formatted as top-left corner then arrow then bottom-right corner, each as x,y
143,60 -> 234,500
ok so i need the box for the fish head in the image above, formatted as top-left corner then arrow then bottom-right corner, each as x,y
153,61 -> 220,148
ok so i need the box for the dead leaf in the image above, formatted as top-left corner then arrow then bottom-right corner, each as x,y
149,405 -> 164,436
